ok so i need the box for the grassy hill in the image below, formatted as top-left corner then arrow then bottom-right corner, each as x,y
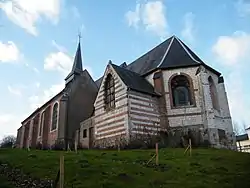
0,148 -> 250,188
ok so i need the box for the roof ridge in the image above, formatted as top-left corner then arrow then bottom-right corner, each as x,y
127,37 -> 172,67
174,36 -> 201,64
157,36 -> 175,68
111,63 -> 142,77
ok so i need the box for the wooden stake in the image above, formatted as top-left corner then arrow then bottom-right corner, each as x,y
189,139 -> 192,157
75,140 -> 78,153
59,153 -> 64,188
156,143 -> 159,165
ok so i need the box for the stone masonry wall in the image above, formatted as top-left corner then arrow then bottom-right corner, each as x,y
93,64 -> 129,147
146,65 -> 234,147
146,66 -> 203,128
128,90 -> 160,136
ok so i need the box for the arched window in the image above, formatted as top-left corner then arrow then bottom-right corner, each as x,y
171,75 -> 193,107
39,111 -> 45,137
208,76 -> 219,110
51,103 -> 59,131
104,74 -> 115,110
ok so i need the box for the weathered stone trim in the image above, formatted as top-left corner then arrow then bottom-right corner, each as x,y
96,118 -> 125,129
167,112 -> 202,117
95,133 -> 127,141
95,104 -> 128,119
130,101 -> 156,109
97,123 -> 125,133
95,95 -> 127,109
96,129 -> 126,139
95,112 -> 127,127
168,72 -> 197,109
133,123 -> 160,129
130,106 -> 158,115
130,117 -> 159,124
130,111 -> 159,119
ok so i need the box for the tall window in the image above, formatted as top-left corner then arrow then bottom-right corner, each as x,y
51,103 -> 59,131
104,74 -> 115,109
171,75 -> 193,107
208,76 -> 219,110
39,111 -> 45,137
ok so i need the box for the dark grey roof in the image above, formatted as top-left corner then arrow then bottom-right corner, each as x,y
65,42 -> 83,81
236,134 -> 249,142
126,35 -> 220,76
95,77 -> 103,88
111,63 -> 159,96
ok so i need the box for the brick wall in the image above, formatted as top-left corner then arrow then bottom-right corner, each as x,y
128,90 -> 160,136
94,65 -> 129,147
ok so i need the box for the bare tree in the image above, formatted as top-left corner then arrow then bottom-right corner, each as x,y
0,135 -> 16,148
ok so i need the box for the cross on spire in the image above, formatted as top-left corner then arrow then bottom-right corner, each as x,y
78,29 -> 82,43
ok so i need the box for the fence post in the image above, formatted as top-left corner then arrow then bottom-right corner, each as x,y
156,143 -> 159,165
59,153 -> 64,188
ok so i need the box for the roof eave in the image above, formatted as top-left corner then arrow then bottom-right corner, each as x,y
142,63 -> 221,77
129,87 -> 161,97
21,90 -> 64,124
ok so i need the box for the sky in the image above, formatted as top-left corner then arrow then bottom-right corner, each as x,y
0,0 -> 249,140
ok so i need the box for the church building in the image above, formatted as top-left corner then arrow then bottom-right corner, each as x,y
16,35 -> 235,149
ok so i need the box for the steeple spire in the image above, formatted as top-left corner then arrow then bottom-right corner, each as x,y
71,40 -> 83,72
65,35 -> 83,84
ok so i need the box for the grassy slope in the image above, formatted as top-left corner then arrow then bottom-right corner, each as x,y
0,175 -> 14,188
0,148 -> 250,188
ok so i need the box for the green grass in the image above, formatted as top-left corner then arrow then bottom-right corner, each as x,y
0,175 -> 14,188
0,148 -> 250,188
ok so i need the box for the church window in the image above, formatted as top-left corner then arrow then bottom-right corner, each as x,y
171,75 -> 193,107
83,129 -> 87,138
39,111 -> 45,137
104,74 -> 115,110
208,76 -> 219,110
51,103 -> 59,131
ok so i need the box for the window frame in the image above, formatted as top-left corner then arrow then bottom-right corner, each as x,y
38,111 -> 45,137
83,129 -> 87,138
169,73 -> 196,109
104,73 -> 116,110
51,102 -> 59,132
208,76 -> 220,111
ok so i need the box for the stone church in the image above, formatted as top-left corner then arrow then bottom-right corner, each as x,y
16,35 -> 235,149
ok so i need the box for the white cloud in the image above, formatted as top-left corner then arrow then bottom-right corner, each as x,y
236,0 -> 250,17
181,12 -> 195,44
125,3 -> 141,29
28,82 -> 64,110
45,41 -> 93,77
0,41 -> 20,63
0,113 -> 26,140
7,85 -> 22,96
212,31 -> 250,127
52,40 -> 67,52
225,71 -> 250,125
125,0 -> 168,39
212,31 -> 250,66
0,0 -> 61,35
44,51 -> 73,75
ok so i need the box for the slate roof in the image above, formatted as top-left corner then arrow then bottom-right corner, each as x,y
126,35 -> 220,76
65,42 -> 83,81
111,63 -> 159,96
236,134 -> 249,142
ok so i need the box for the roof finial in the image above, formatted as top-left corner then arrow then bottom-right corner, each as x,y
78,28 -> 82,44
